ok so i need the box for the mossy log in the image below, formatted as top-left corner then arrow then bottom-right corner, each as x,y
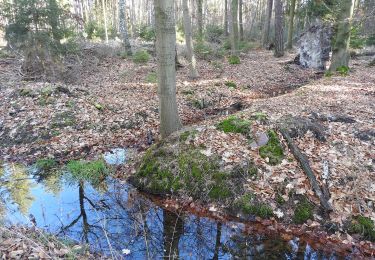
279,128 -> 333,212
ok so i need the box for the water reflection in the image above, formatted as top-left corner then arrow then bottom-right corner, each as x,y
0,163 -> 342,259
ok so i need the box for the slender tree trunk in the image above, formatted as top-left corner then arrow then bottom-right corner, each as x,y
183,0 -> 199,79
329,0 -> 355,71
224,0 -> 228,36
197,0 -> 203,39
239,0 -> 244,41
230,0 -> 239,55
155,0 -> 182,138
286,0 -> 296,49
119,0 -> 132,55
262,0 -> 273,47
102,0 -> 109,42
274,0 -> 284,57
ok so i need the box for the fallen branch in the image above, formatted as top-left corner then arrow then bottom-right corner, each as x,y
279,128 -> 333,212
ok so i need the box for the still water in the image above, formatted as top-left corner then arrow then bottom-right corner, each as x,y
0,152 -> 346,259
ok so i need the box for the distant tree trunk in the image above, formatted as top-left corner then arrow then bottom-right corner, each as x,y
119,0 -> 132,55
274,0 -> 284,57
197,0 -> 203,39
230,0 -> 239,55
286,0 -> 296,49
330,0 -> 355,71
262,0 -> 273,47
183,0 -> 199,79
155,0 -> 182,138
102,0 -> 109,43
224,0 -> 229,36
239,0 -> 244,40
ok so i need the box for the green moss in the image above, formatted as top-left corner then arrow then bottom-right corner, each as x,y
349,216 -> 375,242
179,130 -> 198,142
228,55 -> 240,65
181,90 -> 195,95
259,130 -> 284,165
208,185 -> 231,199
276,194 -> 286,205
133,50 -> 150,63
336,65 -> 350,76
35,158 -> 58,172
66,159 -> 108,185
19,88 -> 33,97
145,72 -> 157,83
293,199 -> 313,224
235,194 -> 273,218
94,103 -> 104,110
216,116 -> 251,135
250,112 -> 268,122
224,81 -> 237,89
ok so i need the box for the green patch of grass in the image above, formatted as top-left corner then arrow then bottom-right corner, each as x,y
259,130 -> 284,165
133,50 -> 150,63
119,51 -> 128,59
276,194 -> 286,205
216,116 -> 251,135
228,55 -> 240,65
235,194 -> 274,218
211,61 -> 223,70
51,112 -> 76,129
191,98 -> 208,109
293,199 -> 313,224
195,41 -> 213,60
224,81 -> 237,89
66,159 -> 108,185
35,158 -> 58,172
179,130 -> 198,142
349,216 -> 375,242
145,72 -> 158,83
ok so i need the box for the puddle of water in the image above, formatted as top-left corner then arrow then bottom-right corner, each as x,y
0,162 -> 347,259
104,148 -> 127,166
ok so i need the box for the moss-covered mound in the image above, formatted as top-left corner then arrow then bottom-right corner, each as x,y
130,130 -> 275,219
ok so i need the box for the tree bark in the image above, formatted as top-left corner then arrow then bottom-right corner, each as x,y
329,0 -> 355,71
224,0 -> 229,36
119,0 -> 132,55
155,0 -> 182,138
286,0 -> 296,49
274,0 -> 284,57
262,0 -> 273,47
197,0 -> 203,39
183,0 -> 199,79
102,0 -> 109,43
230,0 -> 239,55
239,0 -> 244,41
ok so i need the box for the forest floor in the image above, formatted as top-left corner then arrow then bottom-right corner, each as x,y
0,47 -> 374,254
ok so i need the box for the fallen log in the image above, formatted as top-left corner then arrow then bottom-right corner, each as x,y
279,128 -> 333,212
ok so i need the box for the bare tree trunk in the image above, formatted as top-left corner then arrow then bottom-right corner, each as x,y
197,0 -> 203,39
329,0 -> 355,71
155,0 -> 182,138
239,0 -> 244,40
183,0 -> 199,79
224,0 -> 228,36
286,0 -> 296,49
230,0 -> 239,55
102,0 -> 109,43
119,0 -> 132,55
274,0 -> 284,57
262,0 -> 273,47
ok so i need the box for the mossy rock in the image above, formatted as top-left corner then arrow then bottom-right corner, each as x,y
131,130 -> 262,209
259,130 -> 284,165
216,116 -> 251,136
349,216 -> 375,242
293,198 -> 314,224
